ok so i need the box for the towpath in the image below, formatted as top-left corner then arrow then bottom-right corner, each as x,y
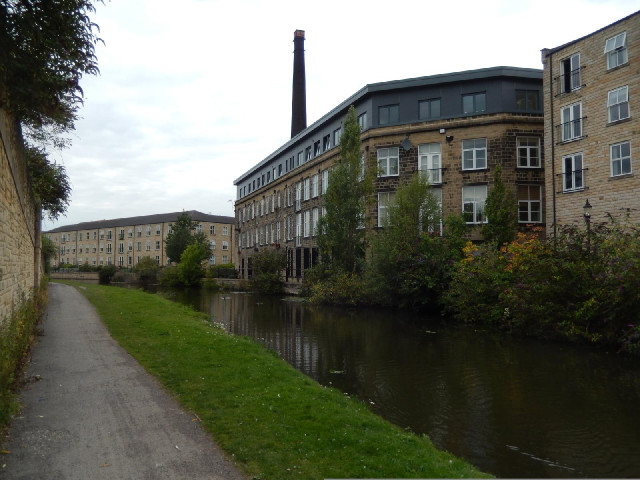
1,282 -> 246,480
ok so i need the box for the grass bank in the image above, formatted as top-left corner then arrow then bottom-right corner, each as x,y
66,281 -> 490,479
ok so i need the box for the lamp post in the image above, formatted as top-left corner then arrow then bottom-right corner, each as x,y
583,199 -> 592,252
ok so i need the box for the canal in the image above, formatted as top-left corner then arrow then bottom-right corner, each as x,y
159,288 -> 640,478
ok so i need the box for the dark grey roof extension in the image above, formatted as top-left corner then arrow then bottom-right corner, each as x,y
44,210 -> 234,234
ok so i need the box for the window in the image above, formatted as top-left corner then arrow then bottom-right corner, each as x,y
418,143 -> 442,183
210,225 -> 215,235
128,242 -> 132,251
377,147 -> 399,176
560,53 -> 581,93
137,242 -> 141,251
322,169 -> 329,194
210,240 -> 216,250
562,153 -> 584,192
312,174 -> 319,198
334,127 -> 342,146
518,185 -> 542,223
378,192 -> 396,227
462,138 -> 487,170
222,241 -> 228,251
223,226 -> 228,236
222,255 -> 228,264
107,231 -> 112,240
357,112 -> 367,130
419,98 -> 440,120
146,241 -> 151,251
517,137 -> 541,168
118,243 -> 124,253
303,210 -> 310,237
608,86 -> 629,123
145,226 -> 151,236
303,177 -> 310,201
314,140 -> 321,156
462,92 -> 486,114
515,90 -> 539,111
107,243 -> 112,254
155,226 -> 160,235
312,208 -> 319,236
611,141 -> 631,176
305,146 -> 312,162
605,32 -> 627,69
379,104 -> 399,125
137,228 -> 142,237
462,185 -> 487,224
323,134 -> 331,151
560,102 -> 582,141
297,151 -> 303,167
128,228 -> 133,238
196,224 -> 202,233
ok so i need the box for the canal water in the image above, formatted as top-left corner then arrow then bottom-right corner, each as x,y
159,288 -> 640,478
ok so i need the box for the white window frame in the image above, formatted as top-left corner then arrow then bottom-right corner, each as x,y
608,86 -> 629,123
560,102 -> 582,141
418,143 -> 442,183
611,141 -> 631,177
560,53 -> 581,93
605,32 -> 627,70
303,210 -> 310,238
311,174 -> 319,198
377,147 -> 399,177
562,153 -> 584,192
322,169 -> 329,195
222,241 -> 229,251
517,137 -> 541,168
377,192 -> 396,227
462,185 -> 487,224
462,138 -> 487,170
312,207 -> 319,236
518,185 -> 542,224
223,226 -> 229,236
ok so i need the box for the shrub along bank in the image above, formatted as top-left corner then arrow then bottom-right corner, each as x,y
68,281 -> 489,480
0,278 -> 48,428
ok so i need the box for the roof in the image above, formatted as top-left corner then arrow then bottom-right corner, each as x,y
542,9 -> 640,57
44,210 -> 234,233
234,66 -> 543,184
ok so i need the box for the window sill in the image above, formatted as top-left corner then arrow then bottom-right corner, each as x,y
560,187 -> 587,194
606,61 -> 629,73
556,136 -> 586,145
607,117 -> 631,126
461,168 -> 489,173
610,173 -> 633,180
516,165 -> 542,169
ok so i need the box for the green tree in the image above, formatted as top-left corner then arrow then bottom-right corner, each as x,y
165,213 -> 208,263
178,242 -> 211,287
316,105 -> 373,274
0,0 -> 102,135
41,235 -> 58,273
25,145 -> 71,220
134,256 -> 159,283
482,165 -> 518,247
250,249 -> 286,294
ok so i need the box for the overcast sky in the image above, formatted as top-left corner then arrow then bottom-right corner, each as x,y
41,0 -> 638,231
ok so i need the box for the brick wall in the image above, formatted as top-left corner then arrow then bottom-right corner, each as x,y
543,12 -> 640,232
0,108 -> 42,323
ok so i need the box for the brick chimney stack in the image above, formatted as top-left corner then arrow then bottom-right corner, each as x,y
291,29 -> 307,138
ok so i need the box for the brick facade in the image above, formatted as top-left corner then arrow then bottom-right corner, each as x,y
0,108 -> 42,323
542,11 -> 640,232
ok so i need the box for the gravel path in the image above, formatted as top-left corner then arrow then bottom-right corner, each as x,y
1,282 -> 246,480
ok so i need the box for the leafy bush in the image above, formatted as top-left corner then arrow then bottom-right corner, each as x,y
98,264 -> 117,284
134,257 -> 159,283
206,264 -> 237,279
250,250 -> 286,295
178,242 -> 210,287
159,265 -> 182,287
308,271 -> 366,307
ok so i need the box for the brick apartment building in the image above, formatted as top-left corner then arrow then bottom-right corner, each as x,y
44,210 -> 235,268
542,10 -> 640,233
234,66 -> 544,281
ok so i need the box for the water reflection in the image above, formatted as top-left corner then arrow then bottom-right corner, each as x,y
159,288 -> 640,478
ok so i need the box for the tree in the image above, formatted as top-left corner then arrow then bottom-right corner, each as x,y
165,213 -> 208,263
134,256 -> 159,283
250,249 -> 286,294
41,235 -> 58,273
482,165 -> 518,247
178,242 -> 211,287
316,105 -> 374,274
25,145 -> 71,220
0,0 -> 102,135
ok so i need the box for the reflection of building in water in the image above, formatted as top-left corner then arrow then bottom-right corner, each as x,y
209,295 -> 319,377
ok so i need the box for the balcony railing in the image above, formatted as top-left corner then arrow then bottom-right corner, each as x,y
555,66 -> 584,95
555,117 -> 586,143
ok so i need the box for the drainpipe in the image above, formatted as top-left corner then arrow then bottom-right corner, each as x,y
544,48 -> 557,240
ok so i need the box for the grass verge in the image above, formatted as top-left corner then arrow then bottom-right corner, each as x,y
66,281 -> 491,479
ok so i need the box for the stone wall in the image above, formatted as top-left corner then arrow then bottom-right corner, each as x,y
0,108 -> 42,324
